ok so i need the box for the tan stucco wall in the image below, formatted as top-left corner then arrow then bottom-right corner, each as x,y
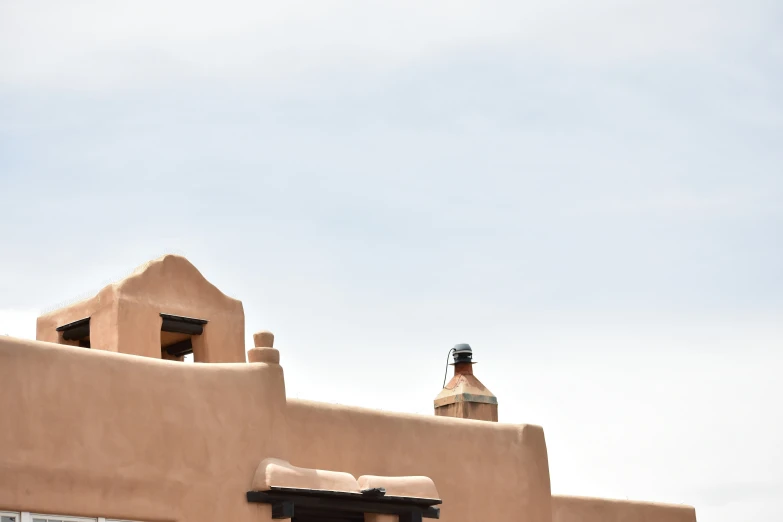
552,495 -> 697,522
115,255 -> 245,362
0,336 -> 286,522
286,399 -> 553,522
1,334 -> 553,522
0,334 -> 696,522
37,285 -> 120,351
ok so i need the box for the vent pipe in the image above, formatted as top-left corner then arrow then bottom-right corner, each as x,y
434,343 -> 498,422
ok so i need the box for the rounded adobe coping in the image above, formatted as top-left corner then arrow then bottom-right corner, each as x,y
358,475 -> 440,500
553,495 -> 696,511
252,458 -> 360,493
251,459 -> 441,501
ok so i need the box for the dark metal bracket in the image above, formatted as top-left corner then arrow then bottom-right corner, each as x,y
247,486 -> 441,521
56,317 -> 90,342
160,313 -> 207,335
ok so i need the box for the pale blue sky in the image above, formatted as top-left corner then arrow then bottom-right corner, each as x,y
1,1 -> 782,520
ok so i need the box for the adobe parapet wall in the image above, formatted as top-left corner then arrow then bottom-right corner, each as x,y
0,333 -> 694,522
552,495 -> 697,522
0,336 -> 286,522
0,335 -> 552,522
286,399 -> 554,522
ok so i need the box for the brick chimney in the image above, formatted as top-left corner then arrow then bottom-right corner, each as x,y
434,344 -> 498,422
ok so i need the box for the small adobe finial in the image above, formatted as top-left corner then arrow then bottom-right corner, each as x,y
253,330 -> 275,348
248,330 -> 279,364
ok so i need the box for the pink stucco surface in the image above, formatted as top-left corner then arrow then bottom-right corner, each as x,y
552,495 -> 697,522
0,255 -> 697,522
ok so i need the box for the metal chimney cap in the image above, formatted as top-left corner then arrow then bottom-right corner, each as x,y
451,343 -> 475,364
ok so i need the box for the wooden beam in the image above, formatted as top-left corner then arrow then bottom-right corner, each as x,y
164,338 -> 193,358
160,314 -> 207,335
247,487 -> 440,520
57,317 -> 90,341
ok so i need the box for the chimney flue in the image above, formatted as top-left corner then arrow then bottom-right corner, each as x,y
451,343 -> 473,364
434,343 -> 498,422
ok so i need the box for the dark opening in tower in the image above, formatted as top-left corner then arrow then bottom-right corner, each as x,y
56,317 -> 91,348
160,313 -> 207,362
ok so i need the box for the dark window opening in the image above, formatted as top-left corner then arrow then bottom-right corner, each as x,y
293,509 -> 363,522
160,313 -> 207,362
56,317 -> 90,349
164,338 -> 193,358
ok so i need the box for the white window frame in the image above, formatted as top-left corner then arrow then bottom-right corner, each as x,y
1,514 -> 139,522
28,515 -> 95,522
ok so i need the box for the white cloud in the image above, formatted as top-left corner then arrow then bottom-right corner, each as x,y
0,0 -> 772,90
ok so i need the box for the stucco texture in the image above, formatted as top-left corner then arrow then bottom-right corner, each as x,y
0,337 -> 286,522
36,255 -> 245,362
1,335 -> 551,522
286,399 -> 553,522
552,495 -> 697,522
0,332 -> 697,522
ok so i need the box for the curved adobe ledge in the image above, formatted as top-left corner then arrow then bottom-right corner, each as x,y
249,459 -> 442,520
252,458 -> 440,499
252,458 -> 360,493
358,475 -> 439,500
552,495 -> 696,522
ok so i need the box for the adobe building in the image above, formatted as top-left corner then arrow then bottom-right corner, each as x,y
0,255 -> 698,522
